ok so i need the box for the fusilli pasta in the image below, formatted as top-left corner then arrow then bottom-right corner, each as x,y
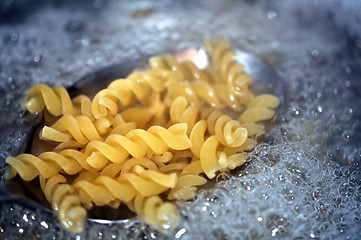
5,38 -> 280,234
40,174 -> 87,233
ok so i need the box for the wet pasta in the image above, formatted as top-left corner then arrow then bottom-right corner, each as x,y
5,38 -> 279,234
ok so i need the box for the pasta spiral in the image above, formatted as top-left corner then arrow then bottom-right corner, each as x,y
23,84 -> 91,117
170,96 -> 199,133
5,149 -> 100,181
238,94 -> 280,123
40,114 -> 110,144
39,174 -> 87,233
202,108 -> 248,147
169,97 -> 248,179
73,170 -> 177,206
151,54 -> 245,110
205,38 -> 253,94
91,68 -> 181,119
150,54 -> 211,82
127,195 -> 181,231
170,96 -> 248,149
84,123 -> 192,168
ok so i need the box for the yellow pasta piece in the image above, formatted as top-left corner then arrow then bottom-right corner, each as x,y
41,115 -> 105,144
118,173 -> 169,197
217,151 -> 248,170
40,174 -> 86,233
180,160 -> 203,176
240,123 -> 265,136
73,176 -> 136,204
151,54 -> 248,110
204,109 -> 248,147
170,96 -> 199,134
123,156 -> 158,171
23,84 -> 87,117
247,94 -> 280,109
127,195 -> 180,231
159,162 -> 188,174
189,120 -> 208,158
72,95 -> 94,120
109,121 -> 137,136
205,38 -> 253,93
92,68 -> 180,119
119,93 -> 166,128
84,123 -> 191,168
239,107 -> 275,123
5,151 -> 84,181
140,170 -> 177,188
168,175 -> 207,200
200,135 -> 221,179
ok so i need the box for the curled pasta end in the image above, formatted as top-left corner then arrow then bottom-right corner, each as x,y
143,196 -> 181,231
4,164 -> 17,180
23,95 -> 45,114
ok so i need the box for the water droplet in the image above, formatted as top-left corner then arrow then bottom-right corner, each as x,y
256,143 -> 270,156
290,107 -> 301,118
342,129 -> 353,141
267,11 -> 277,19
311,49 -> 319,57
327,149 -> 337,161
317,105 -> 323,113
33,53 -> 45,65
338,182 -> 354,197
348,149 -> 361,168
312,187 -> 323,200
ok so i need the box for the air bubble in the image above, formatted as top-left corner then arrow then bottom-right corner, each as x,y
4,32 -> 18,44
348,149 -> 361,168
290,107 -> 302,118
312,187 -> 323,200
340,166 -> 351,176
310,49 -> 319,57
338,183 -> 354,197
32,53 -> 45,65
267,11 -> 277,19
282,186 -> 295,202
342,129 -> 353,141
255,143 -> 270,156
327,150 -> 337,161
10,33 -> 18,42
259,156 -> 272,166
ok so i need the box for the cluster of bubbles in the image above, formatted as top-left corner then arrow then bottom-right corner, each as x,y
0,0 -> 360,239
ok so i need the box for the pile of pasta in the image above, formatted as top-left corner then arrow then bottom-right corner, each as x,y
5,39 -> 279,233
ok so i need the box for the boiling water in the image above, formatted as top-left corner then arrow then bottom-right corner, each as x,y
0,0 -> 361,239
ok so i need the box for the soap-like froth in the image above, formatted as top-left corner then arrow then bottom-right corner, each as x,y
0,0 -> 361,239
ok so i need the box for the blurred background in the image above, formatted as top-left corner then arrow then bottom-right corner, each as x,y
0,0 -> 361,239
